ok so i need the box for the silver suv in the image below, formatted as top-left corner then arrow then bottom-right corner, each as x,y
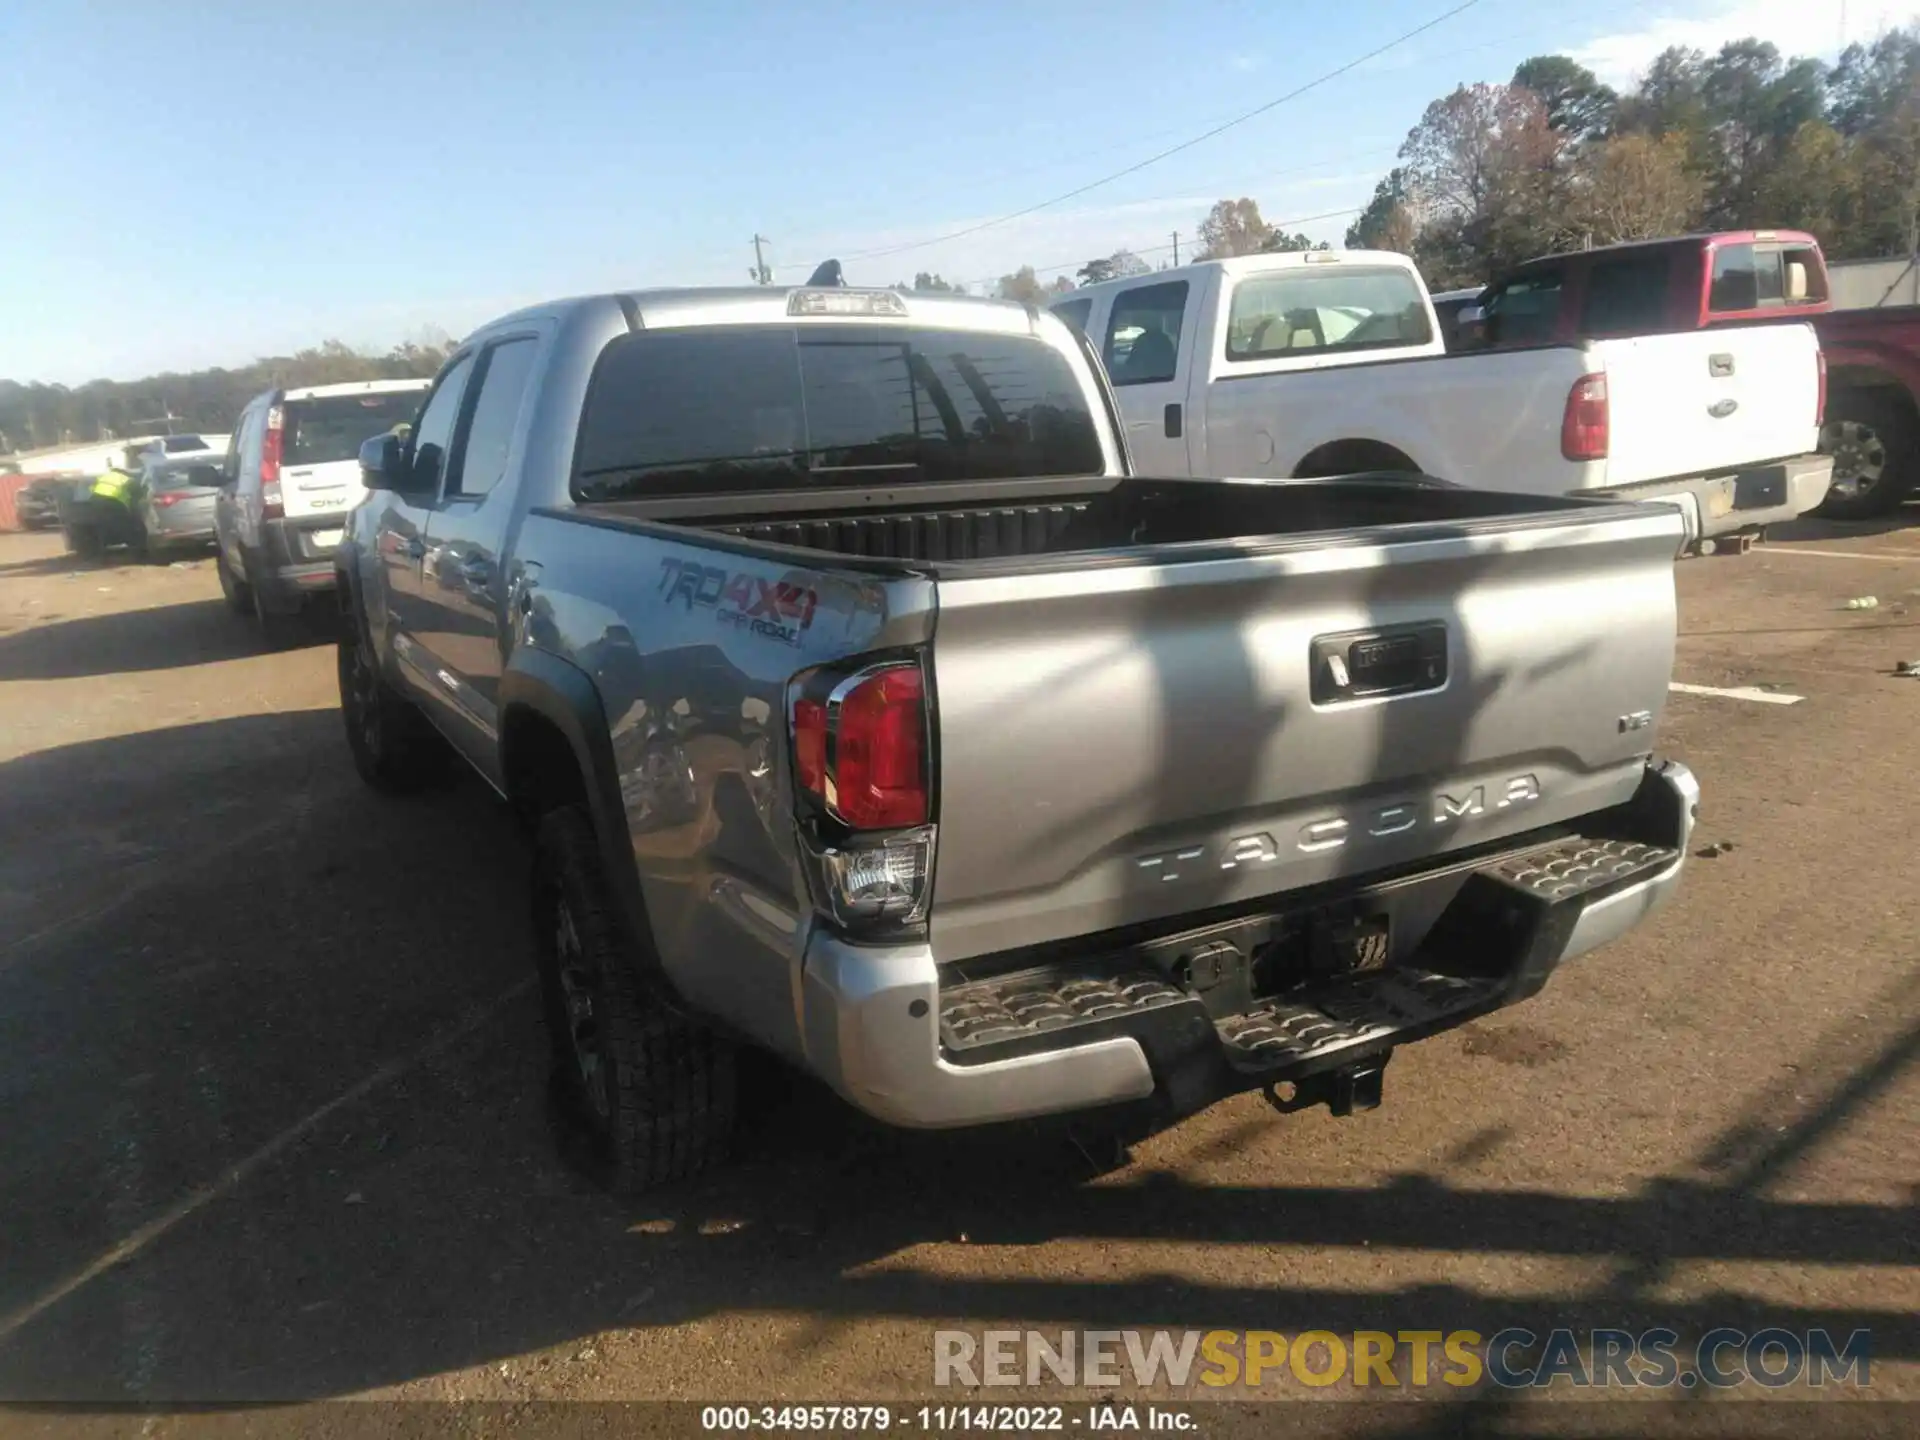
215,380 -> 428,643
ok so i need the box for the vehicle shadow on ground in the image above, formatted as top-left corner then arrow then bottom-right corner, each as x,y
1,727 -> 1915,1404
1769,502 -> 1920,543
0,595 -> 332,681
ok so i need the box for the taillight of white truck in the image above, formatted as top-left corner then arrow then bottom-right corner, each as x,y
787,657 -> 936,936
1560,373 -> 1610,462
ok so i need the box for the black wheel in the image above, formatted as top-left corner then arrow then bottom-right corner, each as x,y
534,804 -> 737,1194
1816,390 -> 1918,520
337,615 -> 450,792
215,547 -> 253,614
64,525 -> 102,559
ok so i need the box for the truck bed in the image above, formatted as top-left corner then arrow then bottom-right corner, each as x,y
585,473 -> 1657,572
555,472 -> 1688,964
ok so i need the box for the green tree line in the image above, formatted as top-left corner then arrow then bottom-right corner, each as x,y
1347,28 -> 1920,287
955,26 -> 1920,303
1,332 -> 454,457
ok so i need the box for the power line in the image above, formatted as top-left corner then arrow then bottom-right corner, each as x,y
837,0 -> 1482,265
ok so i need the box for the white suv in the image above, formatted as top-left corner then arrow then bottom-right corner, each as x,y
215,380 -> 429,642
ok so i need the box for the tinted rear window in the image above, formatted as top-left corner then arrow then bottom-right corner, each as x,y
284,392 -> 425,466
1579,252 -> 1673,335
572,325 -> 1103,500
1484,271 -> 1564,345
1224,266 -> 1433,360
1050,297 -> 1092,337
146,461 -> 224,491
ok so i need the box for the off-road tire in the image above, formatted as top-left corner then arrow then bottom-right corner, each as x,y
1815,390 -> 1918,520
337,613 -> 450,792
534,804 -> 737,1194
216,547 -> 253,613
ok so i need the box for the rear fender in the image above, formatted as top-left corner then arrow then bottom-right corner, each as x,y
499,651 -> 668,994
1822,345 -> 1920,414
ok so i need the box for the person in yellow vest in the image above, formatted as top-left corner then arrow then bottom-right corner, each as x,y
67,451 -> 149,555
89,462 -> 140,513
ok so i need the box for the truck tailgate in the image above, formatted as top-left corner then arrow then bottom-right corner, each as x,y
925,505 -> 1683,963
1598,324 -> 1820,487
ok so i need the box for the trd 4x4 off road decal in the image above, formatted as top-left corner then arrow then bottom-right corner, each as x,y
659,557 -> 818,646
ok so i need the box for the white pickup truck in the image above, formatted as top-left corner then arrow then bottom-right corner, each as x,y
1050,251 -> 1833,549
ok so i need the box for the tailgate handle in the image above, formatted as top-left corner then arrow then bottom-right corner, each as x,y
1311,622 -> 1448,704
1709,353 -> 1735,378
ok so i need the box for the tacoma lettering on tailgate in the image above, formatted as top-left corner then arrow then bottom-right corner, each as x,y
659,557 -> 818,646
1134,775 -> 1540,883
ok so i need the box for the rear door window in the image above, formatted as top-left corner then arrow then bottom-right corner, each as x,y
284,391 -> 426,466
406,358 -> 476,495
572,325 -> 1104,500
1225,266 -> 1432,360
1102,281 -> 1187,385
449,338 -> 537,497
1781,244 -> 1827,304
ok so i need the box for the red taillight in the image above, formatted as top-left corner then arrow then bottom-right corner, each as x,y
261,404 -> 285,519
152,491 -> 182,508
1561,373 -> 1610,462
791,662 -> 928,830
834,667 -> 927,829
1816,349 -> 1828,427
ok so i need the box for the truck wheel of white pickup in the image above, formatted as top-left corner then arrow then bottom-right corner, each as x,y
532,803 -> 740,1194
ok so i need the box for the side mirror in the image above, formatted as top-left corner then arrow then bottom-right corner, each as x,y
359,432 -> 407,492
1452,304 -> 1487,347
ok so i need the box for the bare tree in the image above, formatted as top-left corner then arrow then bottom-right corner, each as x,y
1196,198 -> 1274,259
1398,82 -> 1563,273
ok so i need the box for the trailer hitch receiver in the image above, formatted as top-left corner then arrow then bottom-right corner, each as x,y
1264,1057 -> 1388,1118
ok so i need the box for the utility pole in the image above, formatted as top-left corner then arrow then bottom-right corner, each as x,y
750,234 -> 773,285
1171,231 -> 1180,266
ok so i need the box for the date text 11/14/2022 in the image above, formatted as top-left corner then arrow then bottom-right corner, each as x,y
699,1405 -> 1196,1432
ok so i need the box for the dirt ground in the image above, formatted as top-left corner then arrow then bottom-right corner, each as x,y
0,519 -> 1915,1426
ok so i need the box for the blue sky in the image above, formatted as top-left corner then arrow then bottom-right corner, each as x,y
2,0 -> 1912,384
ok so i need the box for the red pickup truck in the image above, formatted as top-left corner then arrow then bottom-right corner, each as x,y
1457,231 -> 1920,521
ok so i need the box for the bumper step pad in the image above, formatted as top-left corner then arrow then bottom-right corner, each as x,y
1476,835 -> 1677,902
937,832 -> 1679,1072
1215,968 -> 1499,1070
941,971 -> 1188,1054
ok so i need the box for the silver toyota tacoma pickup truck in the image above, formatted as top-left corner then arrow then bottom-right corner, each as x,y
336,282 -> 1700,1192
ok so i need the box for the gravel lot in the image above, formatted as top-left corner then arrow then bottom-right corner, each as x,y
0,519 -> 1914,1421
